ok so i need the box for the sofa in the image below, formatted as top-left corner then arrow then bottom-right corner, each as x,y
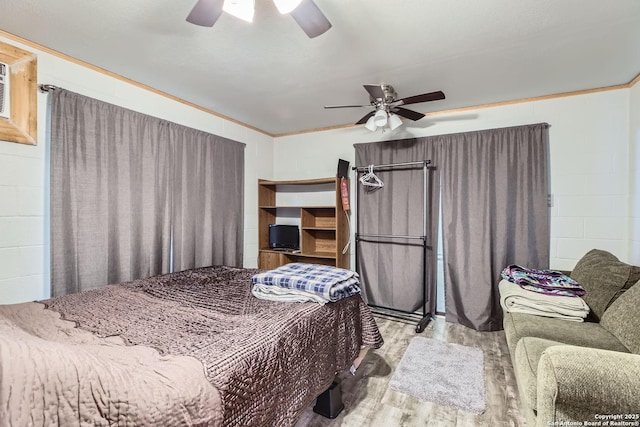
502,249 -> 640,426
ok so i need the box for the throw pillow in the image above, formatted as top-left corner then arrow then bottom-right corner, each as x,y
613,264 -> 640,305
601,279 -> 640,354
569,249 -> 633,321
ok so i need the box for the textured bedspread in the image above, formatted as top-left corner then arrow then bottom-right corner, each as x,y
42,266 -> 383,426
0,301 -> 222,426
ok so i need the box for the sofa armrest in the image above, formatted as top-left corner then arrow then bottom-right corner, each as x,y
536,345 -> 640,427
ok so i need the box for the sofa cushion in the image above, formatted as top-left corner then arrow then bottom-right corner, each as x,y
513,337 -> 563,411
569,249 -> 637,320
614,264 -> 640,304
503,312 -> 630,360
536,346 -> 640,422
601,280 -> 640,354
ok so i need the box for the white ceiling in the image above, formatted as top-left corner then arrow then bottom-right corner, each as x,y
1,0 -> 639,136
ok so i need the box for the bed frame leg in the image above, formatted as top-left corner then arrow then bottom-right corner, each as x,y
313,381 -> 344,419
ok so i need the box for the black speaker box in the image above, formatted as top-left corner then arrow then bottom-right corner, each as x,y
337,159 -> 350,179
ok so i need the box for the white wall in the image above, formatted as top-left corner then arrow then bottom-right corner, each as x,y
630,82 -> 640,264
1,32 -> 635,304
273,89 -> 633,271
0,35 -> 273,304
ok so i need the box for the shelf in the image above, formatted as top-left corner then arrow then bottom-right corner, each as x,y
258,177 -> 349,270
302,227 -> 336,231
293,251 -> 336,259
259,248 -> 300,254
302,229 -> 336,254
259,177 -> 337,186
302,207 -> 336,229
260,249 -> 336,260
259,205 -> 336,209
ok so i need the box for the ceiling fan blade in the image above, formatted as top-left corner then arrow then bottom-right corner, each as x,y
397,90 -> 445,106
290,0 -> 332,38
363,84 -> 385,100
392,107 -> 425,121
324,104 -> 371,109
355,111 -> 375,125
186,0 -> 224,27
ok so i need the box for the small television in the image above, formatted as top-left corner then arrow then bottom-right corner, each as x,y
269,224 -> 299,250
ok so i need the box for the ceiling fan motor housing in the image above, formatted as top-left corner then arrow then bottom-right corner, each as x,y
370,84 -> 398,108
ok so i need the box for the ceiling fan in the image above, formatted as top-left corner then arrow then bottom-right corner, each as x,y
186,0 -> 332,38
325,85 -> 445,131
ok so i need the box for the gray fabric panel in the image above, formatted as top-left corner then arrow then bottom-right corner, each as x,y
50,89 -> 245,296
441,123 -> 550,331
601,280 -> 640,354
171,127 -> 244,271
354,123 -> 549,330
51,90 -> 172,296
569,249 -> 632,320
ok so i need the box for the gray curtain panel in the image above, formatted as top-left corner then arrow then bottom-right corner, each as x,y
172,127 -> 244,271
51,90 -> 173,296
440,123 -> 549,331
354,123 -> 549,331
354,139 -> 440,314
51,89 -> 244,296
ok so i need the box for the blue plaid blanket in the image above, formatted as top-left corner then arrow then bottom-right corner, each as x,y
251,263 -> 361,303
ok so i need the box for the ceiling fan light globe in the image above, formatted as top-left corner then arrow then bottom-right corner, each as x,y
364,116 -> 377,131
388,113 -> 402,130
273,0 -> 303,14
373,109 -> 388,127
223,0 -> 255,22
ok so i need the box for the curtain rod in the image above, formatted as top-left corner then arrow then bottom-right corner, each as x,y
352,160 -> 430,171
39,84 -> 60,93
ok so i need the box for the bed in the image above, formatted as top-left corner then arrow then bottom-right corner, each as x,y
0,265 -> 383,426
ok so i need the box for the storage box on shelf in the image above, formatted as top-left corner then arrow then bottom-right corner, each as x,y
258,177 -> 350,270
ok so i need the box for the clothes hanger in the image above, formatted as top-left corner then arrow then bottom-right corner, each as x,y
359,165 -> 384,188
360,165 -> 384,187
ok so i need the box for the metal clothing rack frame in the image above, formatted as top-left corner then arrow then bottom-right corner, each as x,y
352,160 -> 432,333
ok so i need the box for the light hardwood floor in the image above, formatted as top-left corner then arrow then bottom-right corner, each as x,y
296,315 -> 526,427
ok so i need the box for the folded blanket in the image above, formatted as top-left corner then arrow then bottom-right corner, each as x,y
501,264 -> 585,296
251,263 -> 361,304
252,283 -> 332,305
499,280 -> 589,322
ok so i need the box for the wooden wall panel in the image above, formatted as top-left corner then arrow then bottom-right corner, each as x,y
0,41 -> 37,145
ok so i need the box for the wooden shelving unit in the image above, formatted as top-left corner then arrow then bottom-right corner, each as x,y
258,177 -> 350,270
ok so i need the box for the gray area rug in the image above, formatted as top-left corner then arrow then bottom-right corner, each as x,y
388,337 -> 486,414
